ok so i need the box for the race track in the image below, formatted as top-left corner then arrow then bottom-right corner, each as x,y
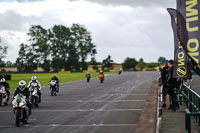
0,72 -> 158,133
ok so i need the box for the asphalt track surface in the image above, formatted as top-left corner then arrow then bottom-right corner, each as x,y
0,72 -> 158,133
191,75 -> 200,95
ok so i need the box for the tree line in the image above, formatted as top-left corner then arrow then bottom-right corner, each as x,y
122,57 -> 163,71
0,24 -> 165,72
15,24 -> 97,72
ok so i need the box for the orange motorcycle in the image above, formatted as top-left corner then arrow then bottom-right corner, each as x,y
99,74 -> 104,83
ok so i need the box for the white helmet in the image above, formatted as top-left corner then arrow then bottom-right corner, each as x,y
19,80 -> 26,91
32,76 -> 37,81
0,78 -> 5,83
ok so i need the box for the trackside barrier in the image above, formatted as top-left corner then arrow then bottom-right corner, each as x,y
173,85 -> 200,133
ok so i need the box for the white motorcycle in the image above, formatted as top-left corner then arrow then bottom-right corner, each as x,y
12,93 -> 29,127
0,86 -> 8,106
29,86 -> 39,107
50,80 -> 57,96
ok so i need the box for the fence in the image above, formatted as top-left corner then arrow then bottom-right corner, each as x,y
172,84 -> 200,133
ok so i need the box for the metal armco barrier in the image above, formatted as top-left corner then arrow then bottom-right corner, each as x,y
173,85 -> 200,133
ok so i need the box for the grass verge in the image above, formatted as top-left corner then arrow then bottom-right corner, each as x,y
7,71 -> 116,92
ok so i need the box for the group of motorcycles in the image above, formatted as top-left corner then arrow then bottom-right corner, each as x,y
86,69 -> 122,83
0,79 -> 59,127
1,70 -> 123,127
86,73 -> 104,83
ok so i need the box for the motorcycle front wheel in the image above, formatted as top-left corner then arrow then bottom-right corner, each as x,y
16,111 -> 20,127
0,94 -> 2,106
51,88 -> 54,96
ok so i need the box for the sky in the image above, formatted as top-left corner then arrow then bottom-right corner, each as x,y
0,0 -> 176,63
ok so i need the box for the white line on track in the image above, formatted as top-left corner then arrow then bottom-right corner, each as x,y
0,109 -> 142,113
59,94 -> 148,96
42,100 -> 146,103
0,124 -> 137,128
33,109 -> 142,112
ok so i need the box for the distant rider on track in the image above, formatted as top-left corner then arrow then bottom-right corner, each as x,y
50,75 -> 59,92
0,78 -> 10,103
28,76 -> 42,103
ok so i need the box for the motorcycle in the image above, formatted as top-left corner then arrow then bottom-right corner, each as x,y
118,70 -> 122,75
86,75 -> 90,82
29,86 -> 39,107
99,74 -> 104,83
12,94 -> 29,127
0,86 -> 8,106
50,80 -> 57,96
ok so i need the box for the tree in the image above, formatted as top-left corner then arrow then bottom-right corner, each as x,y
137,58 -> 146,71
67,42 -> 80,70
16,43 -> 38,72
90,49 -> 98,70
102,55 -> 114,70
28,25 -> 51,72
70,24 -> 96,70
15,24 -> 97,72
50,25 -> 71,71
122,57 -> 138,70
0,37 -> 8,67
5,61 -> 13,67
158,57 -> 166,64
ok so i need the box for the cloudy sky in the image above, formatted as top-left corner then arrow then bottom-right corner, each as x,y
0,0 -> 176,63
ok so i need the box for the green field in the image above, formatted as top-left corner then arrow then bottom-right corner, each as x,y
7,71 -> 116,92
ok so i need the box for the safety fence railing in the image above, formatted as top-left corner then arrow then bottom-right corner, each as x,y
173,85 -> 200,133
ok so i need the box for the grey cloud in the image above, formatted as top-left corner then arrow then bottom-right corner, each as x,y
15,0 -> 43,2
0,10 -> 65,32
0,10 -> 30,31
71,0 -> 176,8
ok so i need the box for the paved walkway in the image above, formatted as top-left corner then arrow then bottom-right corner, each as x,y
159,76 -> 200,133
160,103 -> 200,133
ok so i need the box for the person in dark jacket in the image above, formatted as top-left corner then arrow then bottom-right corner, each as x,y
50,75 -> 59,92
0,78 -> 10,102
85,72 -> 91,82
28,76 -> 42,103
167,60 -> 178,109
13,80 -> 31,115
161,60 -> 169,108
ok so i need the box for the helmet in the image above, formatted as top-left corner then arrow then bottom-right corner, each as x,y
100,70 -> 103,73
19,80 -> 26,91
32,76 -> 37,82
0,78 -> 5,83
32,76 -> 37,80
164,60 -> 168,64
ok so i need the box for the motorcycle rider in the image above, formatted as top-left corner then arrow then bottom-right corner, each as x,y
99,70 -> 104,75
28,76 -> 42,103
118,68 -> 122,75
85,72 -> 91,82
0,78 -> 10,103
50,75 -> 59,92
98,70 -> 105,81
13,80 -> 32,115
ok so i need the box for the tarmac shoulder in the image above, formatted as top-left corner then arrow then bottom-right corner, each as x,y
135,80 -> 158,133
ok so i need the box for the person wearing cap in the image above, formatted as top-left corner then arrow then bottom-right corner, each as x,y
167,60 -> 178,109
161,60 -> 169,108
0,78 -> 10,103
